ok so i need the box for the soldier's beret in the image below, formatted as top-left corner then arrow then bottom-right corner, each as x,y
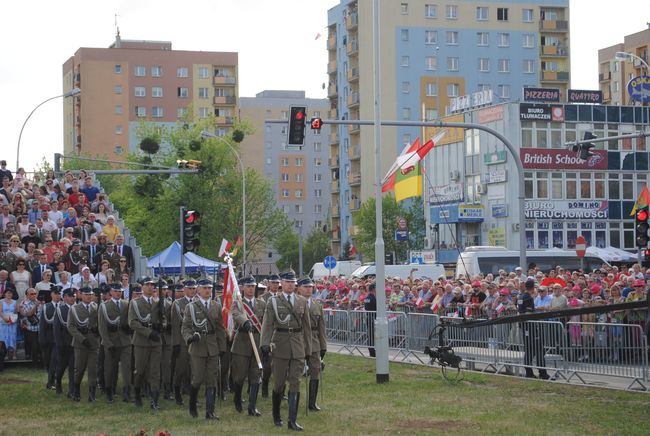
280,270 -> 297,282
197,278 -> 213,287
239,275 -> 257,286
267,274 -> 281,282
297,277 -> 314,287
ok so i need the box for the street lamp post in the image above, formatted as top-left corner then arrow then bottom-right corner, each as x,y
614,51 -> 650,73
16,88 -> 80,171
201,131 -> 246,273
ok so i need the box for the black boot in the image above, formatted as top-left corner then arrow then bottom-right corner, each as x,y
122,386 -> 131,403
88,385 -> 97,402
189,385 -> 199,418
272,390 -> 283,427
150,390 -> 160,411
538,369 -> 550,380
525,367 -> 537,379
248,383 -> 261,416
261,379 -> 269,398
287,391 -> 303,431
55,378 -> 62,395
106,386 -> 114,403
134,387 -> 143,407
174,385 -> 184,406
233,383 -> 243,413
164,384 -> 173,400
73,384 -> 81,402
308,379 -> 321,411
282,385 -> 288,401
205,387 -> 219,420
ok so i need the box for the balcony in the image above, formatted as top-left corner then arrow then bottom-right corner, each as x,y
215,116 -> 234,125
347,92 -> 359,108
327,35 -> 336,50
331,180 -> 340,193
348,144 -> 361,160
330,132 -> 339,145
599,71 -> 612,82
348,198 -> 361,212
329,156 -> 340,168
541,70 -> 570,82
347,66 -> 359,82
348,172 -> 361,186
331,205 -> 340,218
332,230 -> 341,242
328,84 -> 337,98
346,12 -> 358,30
328,60 -> 337,74
346,40 -> 359,56
540,20 -> 568,32
213,96 -> 236,105
541,45 -> 569,57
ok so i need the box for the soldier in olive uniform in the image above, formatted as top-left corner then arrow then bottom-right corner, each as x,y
98,282 -> 132,403
259,274 -> 281,398
171,280 -> 195,405
181,278 -> 227,420
53,288 -> 76,397
67,286 -> 100,402
260,270 -> 311,431
128,276 -> 165,410
231,275 -> 266,416
39,285 -> 62,390
0,240 -> 17,273
64,239 -> 90,276
297,277 -> 327,411
159,280 -> 174,400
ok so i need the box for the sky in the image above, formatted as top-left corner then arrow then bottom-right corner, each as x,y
0,0 -> 648,173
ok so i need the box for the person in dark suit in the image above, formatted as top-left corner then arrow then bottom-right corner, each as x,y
114,235 -> 134,272
364,282 -> 377,357
52,220 -> 67,242
0,270 -> 16,300
31,251 -> 52,285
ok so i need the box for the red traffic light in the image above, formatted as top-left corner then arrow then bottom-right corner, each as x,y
645,248 -> 650,257
185,211 -> 199,224
310,117 -> 323,130
636,210 -> 649,222
295,111 -> 305,120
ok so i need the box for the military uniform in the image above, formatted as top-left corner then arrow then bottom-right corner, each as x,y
53,289 -> 75,397
39,287 -> 61,390
67,287 -> 100,402
128,277 -> 165,409
64,240 -> 90,275
98,242 -> 121,271
171,281 -> 195,405
98,283 -> 132,403
161,284 -> 173,400
260,270 -> 311,430
0,242 -> 17,274
181,278 -> 227,420
231,275 -> 266,416
259,274 -> 281,398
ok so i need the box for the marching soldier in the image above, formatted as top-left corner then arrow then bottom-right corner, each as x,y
231,275 -> 266,416
181,278 -> 227,420
97,283 -> 131,403
128,276 -> 165,410
171,279 -> 196,406
159,280 -> 174,401
67,286 -> 100,402
259,274 -> 281,398
39,285 -> 62,390
297,277 -> 327,412
53,288 -> 76,397
260,270 -> 311,431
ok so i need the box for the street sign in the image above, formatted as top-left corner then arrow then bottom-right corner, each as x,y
575,235 -> 587,259
323,256 -> 337,270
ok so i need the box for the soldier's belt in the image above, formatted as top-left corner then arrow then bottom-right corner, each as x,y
276,328 -> 302,333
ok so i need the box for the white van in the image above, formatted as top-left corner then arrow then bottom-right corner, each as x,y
309,260 -> 361,280
351,263 -> 446,280
455,246 -> 609,278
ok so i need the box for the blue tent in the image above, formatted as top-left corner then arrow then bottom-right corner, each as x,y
147,241 -> 225,275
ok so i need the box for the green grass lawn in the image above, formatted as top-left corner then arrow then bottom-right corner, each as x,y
0,354 -> 647,435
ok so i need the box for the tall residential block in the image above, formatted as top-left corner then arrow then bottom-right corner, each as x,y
62,35 -> 238,159
598,27 -> 650,106
326,0 -> 570,256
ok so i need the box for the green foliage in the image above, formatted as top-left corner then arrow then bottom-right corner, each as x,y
341,241 -> 353,261
273,225 -> 299,270
302,227 -> 331,271
139,136 -> 160,155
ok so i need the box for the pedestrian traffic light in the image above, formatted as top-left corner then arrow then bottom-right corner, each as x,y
288,106 -> 307,145
572,132 -> 597,160
635,207 -> 649,248
310,117 -> 323,130
645,248 -> 650,258
182,209 -> 201,253
385,252 -> 394,265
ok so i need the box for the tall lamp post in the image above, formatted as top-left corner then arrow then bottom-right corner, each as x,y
614,51 -> 650,73
16,88 -> 81,171
201,130 -> 246,273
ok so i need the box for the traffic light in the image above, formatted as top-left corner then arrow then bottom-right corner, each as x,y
385,252 -> 394,265
310,117 -> 323,130
177,159 -> 202,170
572,132 -> 596,160
635,207 -> 649,248
288,106 -> 307,145
182,209 -> 201,253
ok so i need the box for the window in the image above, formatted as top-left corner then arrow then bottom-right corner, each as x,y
314,173 -> 322,182
198,107 -> 209,118
401,29 -> 409,41
497,33 -> 510,47
134,66 -> 146,77
296,158 -> 303,166
281,110 -> 288,120
425,4 -> 437,18
497,84 -> 510,98
282,189 -> 290,198
114,145 -> 123,155
135,106 -> 146,117
177,87 -> 189,98
446,31 -> 458,45
425,108 -> 438,120
135,87 -> 145,97
447,57 -> 459,71
497,7 -> 508,21
400,2 -> 408,14
177,107 -> 188,118
295,190 -> 303,198
522,8 -> 534,22
523,59 -> 535,74
522,34 -> 535,48
198,87 -> 209,99
114,64 -> 122,74
498,59 -> 510,73
478,84 -> 491,91
402,107 -> 411,119
115,125 -> 123,135
445,5 -> 457,19
198,67 -> 209,78
314,204 -> 323,213
177,67 -> 189,78
152,107 -> 163,118
447,83 -> 459,97
115,105 -> 123,115
282,158 -> 289,167
479,58 -> 490,72
476,6 -> 488,21
152,87 -> 163,97
314,157 -> 322,166
151,66 -> 162,77
425,82 -> 438,96
477,32 -> 489,46
425,30 -> 437,44
295,174 -> 304,182
313,142 -> 322,152
425,56 -> 437,70
295,204 -> 303,214
314,189 -> 322,198
401,81 -> 410,94
401,55 -> 410,67
114,85 -> 122,94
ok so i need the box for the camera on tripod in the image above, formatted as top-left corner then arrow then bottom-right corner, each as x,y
423,345 -> 462,368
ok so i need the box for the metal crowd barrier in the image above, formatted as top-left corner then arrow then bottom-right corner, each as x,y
323,308 -> 650,391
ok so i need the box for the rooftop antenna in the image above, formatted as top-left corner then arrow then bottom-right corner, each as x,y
114,13 -> 121,47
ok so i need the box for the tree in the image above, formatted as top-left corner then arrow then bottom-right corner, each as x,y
340,241 -> 353,261
273,225 -> 299,271
303,227 -> 331,271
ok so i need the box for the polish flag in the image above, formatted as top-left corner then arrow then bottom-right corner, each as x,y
415,296 -> 424,308
218,239 -> 233,257
221,258 -> 241,336
464,306 -> 472,318
496,303 -> 506,315
432,302 -> 439,312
